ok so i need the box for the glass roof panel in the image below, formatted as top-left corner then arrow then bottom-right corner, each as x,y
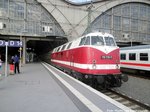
65,0 -> 93,5
68,0 -> 91,3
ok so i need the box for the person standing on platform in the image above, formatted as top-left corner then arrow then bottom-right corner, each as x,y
0,55 -> 2,76
14,55 -> 20,74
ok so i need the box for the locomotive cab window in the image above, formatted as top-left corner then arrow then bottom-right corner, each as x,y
79,37 -> 86,46
129,53 -> 136,60
105,37 -> 116,46
84,36 -> 90,45
91,36 -> 104,46
120,53 -> 126,60
140,53 -> 148,61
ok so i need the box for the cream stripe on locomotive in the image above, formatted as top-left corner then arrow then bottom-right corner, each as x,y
51,59 -> 120,70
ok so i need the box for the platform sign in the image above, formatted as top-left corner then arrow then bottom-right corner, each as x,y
0,40 -> 23,77
0,40 -> 6,46
0,40 -> 22,47
8,41 -> 22,47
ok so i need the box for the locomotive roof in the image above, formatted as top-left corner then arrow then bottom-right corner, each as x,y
53,32 -> 115,53
86,32 -> 114,37
120,45 -> 150,50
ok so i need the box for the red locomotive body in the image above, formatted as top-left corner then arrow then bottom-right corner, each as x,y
51,32 -> 127,87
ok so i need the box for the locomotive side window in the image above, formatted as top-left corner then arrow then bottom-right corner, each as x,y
61,45 -> 66,51
140,53 -> 148,61
52,49 -> 56,53
120,53 -> 126,60
79,37 -> 86,46
67,42 -> 72,49
57,47 -> 61,52
55,48 -> 58,52
91,36 -> 104,46
54,49 -> 57,52
105,37 -> 116,46
84,36 -> 90,45
129,53 -> 136,60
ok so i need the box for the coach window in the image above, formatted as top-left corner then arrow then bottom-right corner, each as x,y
140,53 -> 148,61
120,53 -> 126,60
79,37 -> 86,46
84,36 -> 90,45
91,36 -> 104,46
129,53 -> 136,60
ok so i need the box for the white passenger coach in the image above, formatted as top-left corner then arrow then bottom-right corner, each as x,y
120,45 -> 150,73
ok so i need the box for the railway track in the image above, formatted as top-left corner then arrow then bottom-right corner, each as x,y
121,72 -> 150,80
100,88 -> 150,112
128,74 -> 150,80
48,64 -> 150,111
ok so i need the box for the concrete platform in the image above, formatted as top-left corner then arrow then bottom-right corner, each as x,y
0,63 -> 80,112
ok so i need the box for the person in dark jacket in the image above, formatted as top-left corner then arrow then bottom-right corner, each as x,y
10,56 -> 14,64
13,55 -> 20,74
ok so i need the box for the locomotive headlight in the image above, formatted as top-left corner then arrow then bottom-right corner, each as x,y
116,64 -> 120,69
101,55 -> 112,59
116,60 -> 120,69
92,60 -> 96,69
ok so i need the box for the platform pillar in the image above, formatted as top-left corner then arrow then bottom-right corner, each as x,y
23,37 -> 26,64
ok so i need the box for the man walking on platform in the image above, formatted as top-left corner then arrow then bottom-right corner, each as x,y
13,55 -> 20,74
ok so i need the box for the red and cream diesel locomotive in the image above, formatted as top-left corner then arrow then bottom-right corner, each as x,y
51,32 -> 128,87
